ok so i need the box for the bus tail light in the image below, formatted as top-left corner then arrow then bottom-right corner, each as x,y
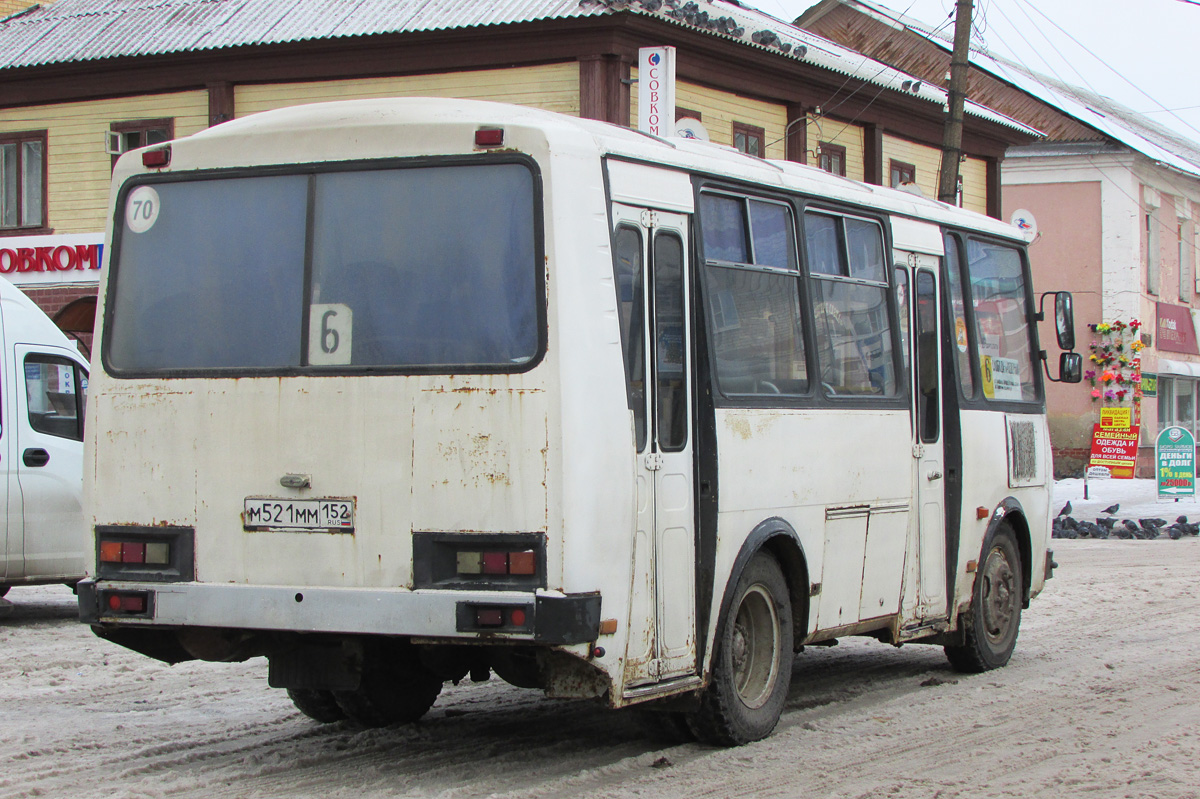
474,128 -> 504,147
100,590 -> 154,617
459,603 -> 533,633
414,533 -> 545,590
95,526 -> 194,582
142,146 -> 171,168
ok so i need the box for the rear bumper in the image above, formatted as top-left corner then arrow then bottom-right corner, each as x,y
77,579 -> 601,646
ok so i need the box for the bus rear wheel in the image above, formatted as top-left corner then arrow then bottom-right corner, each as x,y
945,525 -> 1023,673
689,552 -> 792,745
333,644 -> 443,727
287,688 -> 346,724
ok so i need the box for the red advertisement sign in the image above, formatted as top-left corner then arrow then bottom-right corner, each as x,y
1155,302 -> 1199,355
1088,423 -> 1140,479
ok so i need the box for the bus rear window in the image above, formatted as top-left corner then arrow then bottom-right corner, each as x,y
106,162 -> 540,374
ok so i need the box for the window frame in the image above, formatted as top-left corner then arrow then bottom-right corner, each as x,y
818,142 -> 847,177
889,160 -> 916,188
944,228 -> 1045,410
802,206 -> 902,400
110,118 -> 175,171
102,152 -> 548,380
0,128 -> 50,234
732,122 -> 765,158
23,353 -> 88,441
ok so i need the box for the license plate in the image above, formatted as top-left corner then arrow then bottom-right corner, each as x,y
243,498 -> 355,532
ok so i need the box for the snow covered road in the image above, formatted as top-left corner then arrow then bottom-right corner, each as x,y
3,538 -> 1200,799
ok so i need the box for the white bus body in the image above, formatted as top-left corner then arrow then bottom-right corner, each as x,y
0,277 -> 89,600
79,99 -> 1073,744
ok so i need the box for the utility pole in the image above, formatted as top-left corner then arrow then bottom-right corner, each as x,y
938,0 -> 973,205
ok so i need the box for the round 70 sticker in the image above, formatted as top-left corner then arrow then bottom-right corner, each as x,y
125,186 -> 161,233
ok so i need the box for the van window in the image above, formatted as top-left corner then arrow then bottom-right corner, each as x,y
25,355 -> 86,440
107,161 -> 539,373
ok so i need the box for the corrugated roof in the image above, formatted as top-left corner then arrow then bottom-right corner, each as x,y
841,0 -> 1200,178
0,0 -> 1037,134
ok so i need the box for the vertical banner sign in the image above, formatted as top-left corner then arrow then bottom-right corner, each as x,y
638,46 -> 676,137
1156,426 -> 1196,498
1088,411 -> 1139,479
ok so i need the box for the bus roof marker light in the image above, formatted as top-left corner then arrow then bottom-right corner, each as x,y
142,146 -> 171,168
474,128 -> 504,147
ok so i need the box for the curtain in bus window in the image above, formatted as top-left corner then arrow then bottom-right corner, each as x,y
310,164 -> 537,367
803,213 -> 841,275
943,234 -> 975,397
966,240 -> 1036,402
747,200 -> 795,269
655,233 -> 687,450
700,193 -> 749,263
811,278 -> 896,396
707,266 -> 808,397
108,175 -> 309,370
613,225 -> 647,451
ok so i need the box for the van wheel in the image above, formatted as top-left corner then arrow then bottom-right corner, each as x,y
333,648 -> 442,727
689,552 -> 792,745
287,688 -> 346,723
945,524 -> 1023,673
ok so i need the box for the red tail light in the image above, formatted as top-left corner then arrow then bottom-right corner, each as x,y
474,128 -> 504,147
142,147 -> 171,168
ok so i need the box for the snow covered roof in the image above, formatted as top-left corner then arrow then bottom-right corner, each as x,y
0,0 -> 1037,135
839,0 -> 1200,179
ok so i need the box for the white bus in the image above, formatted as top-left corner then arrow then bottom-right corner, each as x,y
79,98 -> 1081,745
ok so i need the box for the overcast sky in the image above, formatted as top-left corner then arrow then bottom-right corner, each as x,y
754,0 -> 1200,145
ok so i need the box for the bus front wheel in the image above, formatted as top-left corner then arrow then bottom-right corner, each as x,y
689,552 -> 793,745
945,524 -> 1023,673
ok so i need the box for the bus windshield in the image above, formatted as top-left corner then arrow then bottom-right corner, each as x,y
105,161 -> 540,373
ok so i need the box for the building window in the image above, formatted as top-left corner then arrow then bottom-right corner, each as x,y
0,130 -> 47,231
676,107 -> 702,122
818,142 -> 846,176
732,122 -> 764,157
890,160 -> 915,188
110,118 -> 174,170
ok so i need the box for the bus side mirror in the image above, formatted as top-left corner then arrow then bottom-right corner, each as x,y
1059,352 -> 1083,383
1053,292 -> 1075,351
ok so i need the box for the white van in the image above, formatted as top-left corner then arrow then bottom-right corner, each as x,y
0,277 -> 89,606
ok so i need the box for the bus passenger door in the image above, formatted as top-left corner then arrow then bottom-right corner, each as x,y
612,204 -> 697,689
910,262 -> 948,621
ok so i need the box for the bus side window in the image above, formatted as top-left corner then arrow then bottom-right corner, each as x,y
700,192 -> 808,398
943,233 -> 975,397
965,239 -> 1037,402
804,212 -> 897,397
613,225 -> 647,451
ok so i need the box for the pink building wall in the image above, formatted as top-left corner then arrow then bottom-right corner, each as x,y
1004,180 -> 1103,475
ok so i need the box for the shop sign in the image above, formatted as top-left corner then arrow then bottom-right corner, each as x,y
0,232 -> 104,286
1156,426 -> 1196,497
1088,422 -> 1139,479
1155,302 -> 1199,354
638,46 -> 676,138
1141,372 -> 1158,397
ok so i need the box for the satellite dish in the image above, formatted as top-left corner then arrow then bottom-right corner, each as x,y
1010,208 -> 1038,241
675,118 -> 710,141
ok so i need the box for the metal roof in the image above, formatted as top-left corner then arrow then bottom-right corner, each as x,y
0,0 -> 1036,134
839,0 -> 1200,179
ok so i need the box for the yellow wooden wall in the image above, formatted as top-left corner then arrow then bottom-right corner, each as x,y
0,91 -> 208,234
236,64 -> 579,118
629,72 -> 788,160
807,116 -> 865,183
880,134 -> 987,214
960,155 -> 987,214
0,0 -> 38,16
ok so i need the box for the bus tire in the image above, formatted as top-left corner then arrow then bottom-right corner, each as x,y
287,688 -> 346,724
689,552 -> 792,745
945,524 -> 1023,673
333,653 -> 442,727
